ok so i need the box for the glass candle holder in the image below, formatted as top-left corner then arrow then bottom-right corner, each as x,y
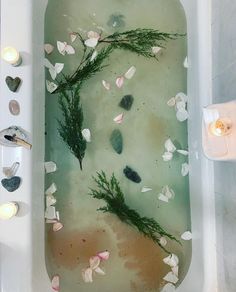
0,202 -> 19,220
1,47 -> 22,66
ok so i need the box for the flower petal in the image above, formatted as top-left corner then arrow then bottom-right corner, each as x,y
163,271 -> 179,284
53,222 -> 64,232
175,100 -> 186,111
46,80 -> 58,93
152,46 -> 162,54
164,139 -> 176,153
162,185 -> 175,200
176,108 -> 188,122
124,66 -> 136,79
85,38 -> 98,48
162,152 -> 173,162
89,256 -> 101,270
113,113 -> 124,124
82,268 -> 93,283
94,267 -> 106,275
57,41 -> 66,55
158,194 -> 169,203
141,186 -> 152,193
65,45 -> 75,55
87,31 -> 100,39
177,149 -> 189,156
44,161 -> 57,173
102,80 -> 111,90
46,195 -> 57,207
181,231 -> 192,240
172,266 -> 179,277
163,254 -> 179,267
44,44 -> 54,55
51,275 -> 60,291
181,163 -> 189,176
70,32 -> 77,43
161,283 -> 176,292
90,50 -> 98,62
160,237 -> 167,247
183,57 -> 189,68
175,92 -> 188,103
167,97 -> 176,107
45,206 -> 57,220
97,251 -> 110,261
45,183 -> 57,196
82,129 -> 91,143
116,76 -> 125,88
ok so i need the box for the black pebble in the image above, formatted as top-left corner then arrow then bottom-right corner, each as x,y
119,95 -> 134,111
123,166 -> 141,183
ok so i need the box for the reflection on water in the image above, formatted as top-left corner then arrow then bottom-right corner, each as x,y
45,0 -> 191,291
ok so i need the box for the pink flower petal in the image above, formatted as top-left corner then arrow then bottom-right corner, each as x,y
69,32 -> 77,43
113,113 -> 124,124
97,250 -> 110,261
116,76 -> 124,88
53,222 -> 64,232
89,256 -> 101,270
87,31 -> 100,39
82,268 -> 93,283
51,275 -> 60,291
102,80 -> 111,90
94,267 -> 106,275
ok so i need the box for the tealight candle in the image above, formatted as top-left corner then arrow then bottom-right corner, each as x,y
209,118 -> 232,136
1,47 -> 22,66
0,202 -> 19,220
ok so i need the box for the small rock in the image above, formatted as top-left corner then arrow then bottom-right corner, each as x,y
110,129 -> 123,154
1,176 -> 21,192
119,95 -> 134,111
123,166 -> 141,183
5,76 -> 22,92
9,100 -> 20,115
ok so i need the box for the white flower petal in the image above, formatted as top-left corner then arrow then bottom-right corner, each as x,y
183,57 -> 189,68
163,254 -> 179,267
158,193 -> 169,203
116,76 -> 125,88
89,256 -> 101,270
70,32 -> 77,43
162,152 -> 173,162
45,183 -> 57,196
53,221 -> 64,232
82,268 -> 93,283
141,186 -> 152,193
160,237 -> 167,247
57,41 -> 66,55
85,38 -> 98,48
161,283 -> 176,292
177,149 -> 189,156
163,271 -> 179,284
44,44 -> 54,55
51,275 -> 60,291
102,80 -> 111,90
167,97 -> 176,107
45,206 -> 57,220
87,31 -> 100,39
162,185 -> 175,200
65,44 -> 75,55
46,80 -> 58,93
124,66 -> 136,79
175,92 -> 188,103
181,163 -> 189,176
97,251 -> 110,261
56,211 -> 60,221
44,161 -> 57,173
82,128 -> 91,142
90,50 -> 98,62
181,231 -> 192,240
113,113 -> 124,124
165,139 -> 176,153
152,46 -> 162,54
94,267 -> 106,275
175,100 -> 186,111
172,266 -> 179,277
176,108 -> 189,122
46,195 -> 57,207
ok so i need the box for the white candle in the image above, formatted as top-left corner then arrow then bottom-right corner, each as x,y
1,47 -> 22,66
209,118 -> 232,136
0,202 -> 19,220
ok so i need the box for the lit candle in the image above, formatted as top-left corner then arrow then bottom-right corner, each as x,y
0,202 -> 19,220
209,118 -> 232,136
1,47 -> 22,66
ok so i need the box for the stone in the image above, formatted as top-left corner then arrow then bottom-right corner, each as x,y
9,100 -> 20,115
119,95 -> 134,111
5,76 -> 22,92
110,129 -> 123,154
1,176 -> 21,192
123,166 -> 141,183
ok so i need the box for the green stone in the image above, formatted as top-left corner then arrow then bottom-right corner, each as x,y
123,166 -> 141,183
5,76 -> 22,92
110,129 -> 123,154
119,95 -> 134,111
1,176 -> 21,192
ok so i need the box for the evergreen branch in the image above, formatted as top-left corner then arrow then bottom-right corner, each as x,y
57,85 -> 86,169
89,171 -> 181,254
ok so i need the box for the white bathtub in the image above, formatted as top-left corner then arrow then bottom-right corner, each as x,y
0,0 -> 217,291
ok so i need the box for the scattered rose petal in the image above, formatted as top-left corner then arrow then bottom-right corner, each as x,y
94,267 -> 105,275
116,76 -> 125,88
163,271 -> 179,284
181,231 -> 192,240
176,108 -> 189,122
82,268 -> 93,283
167,97 -> 176,107
183,57 -> 189,68
141,186 -> 152,193
177,149 -> 189,156
181,163 -> 189,176
165,139 -> 176,153
160,237 -> 167,247
45,183 -> 57,196
53,221 -> 64,232
97,251 -> 110,261
46,195 -> 57,207
113,113 -> 124,124
152,46 -> 162,54
70,32 -> 77,43
51,275 -> 60,291
163,254 -> 179,267
46,80 -> 58,93
57,41 -> 75,55
102,80 -> 111,90
162,185 -> 175,200
90,50 -> 98,62
82,129 -> 91,142
124,66 -> 136,79
158,193 -> 169,203
176,100 -> 186,111
89,256 -> 101,270
172,266 -> 179,277
45,206 -> 57,220
175,92 -> 188,103
44,161 -> 57,173
162,152 -> 173,162
161,283 -> 176,292
87,31 -> 100,39
85,38 -> 99,48
44,43 -> 54,55
56,211 -> 60,221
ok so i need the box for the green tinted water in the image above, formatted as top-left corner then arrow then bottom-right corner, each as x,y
45,0 -> 191,291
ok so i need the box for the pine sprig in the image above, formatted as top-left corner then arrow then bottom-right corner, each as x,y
89,171 -> 181,253
57,85 -> 86,170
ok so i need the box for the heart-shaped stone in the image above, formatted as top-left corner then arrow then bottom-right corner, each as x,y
5,76 -> 22,92
1,176 -> 21,192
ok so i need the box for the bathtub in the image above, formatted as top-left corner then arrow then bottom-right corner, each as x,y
0,0 -> 217,291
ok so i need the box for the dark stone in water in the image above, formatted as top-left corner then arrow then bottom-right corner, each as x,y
5,76 -> 22,92
119,95 -> 134,111
1,176 -> 21,192
110,129 -> 123,154
107,14 -> 125,29
123,166 -> 141,183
